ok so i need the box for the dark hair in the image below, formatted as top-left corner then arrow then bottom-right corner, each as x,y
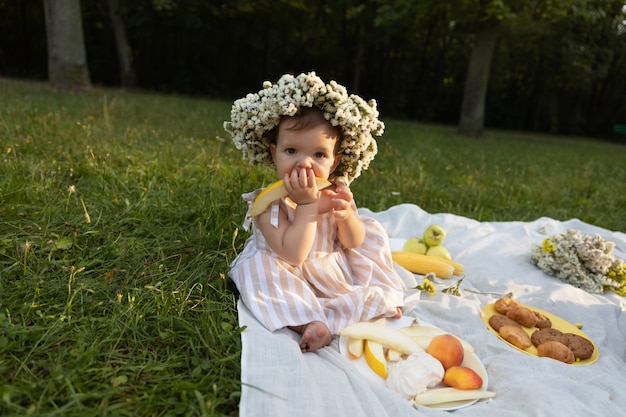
266,107 -> 343,146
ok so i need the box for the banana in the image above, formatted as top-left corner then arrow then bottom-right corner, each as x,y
340,322 -> 424,355
248,177 -> 332,217
414,387 -> 496,406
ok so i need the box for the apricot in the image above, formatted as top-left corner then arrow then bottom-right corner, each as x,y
426,334 -> 464,370
443,365 -> 483,390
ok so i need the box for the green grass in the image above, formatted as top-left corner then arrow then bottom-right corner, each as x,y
356,121 -> 626,231
0,77 -> 624,416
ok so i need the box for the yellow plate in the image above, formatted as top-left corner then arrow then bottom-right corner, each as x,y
480,303 -> 598,365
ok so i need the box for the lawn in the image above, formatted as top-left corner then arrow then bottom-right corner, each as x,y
1,77 -> 624,417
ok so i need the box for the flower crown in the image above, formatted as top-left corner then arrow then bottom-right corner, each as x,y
223,72 -> 384,183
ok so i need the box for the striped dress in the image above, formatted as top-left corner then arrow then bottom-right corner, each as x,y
229,191 -> 405,335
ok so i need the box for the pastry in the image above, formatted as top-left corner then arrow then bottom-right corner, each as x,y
506,307 -> 538,328
532,310 -> 552,328
499,324 -> 532,349
494,297 -> 522,315
537,341 -> 575,364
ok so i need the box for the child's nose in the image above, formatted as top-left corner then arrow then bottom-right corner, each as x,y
297,155 -> 312,168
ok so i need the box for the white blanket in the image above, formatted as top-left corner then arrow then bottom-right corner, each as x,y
238,204 -> 626,416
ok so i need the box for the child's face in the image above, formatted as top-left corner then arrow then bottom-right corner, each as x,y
270,122 -> 341,180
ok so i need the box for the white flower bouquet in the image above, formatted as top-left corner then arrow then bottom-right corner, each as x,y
223,72 -> 384,183
530,229 -> 626,296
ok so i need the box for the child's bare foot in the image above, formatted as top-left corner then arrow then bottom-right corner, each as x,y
289,321 -> 332,353
300,321 -> 332,352
392,307 -> 403,319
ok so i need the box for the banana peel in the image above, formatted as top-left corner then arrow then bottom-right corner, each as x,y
340,322 -> 424,355
414,387 -> 496,406
399,325 -> 475,353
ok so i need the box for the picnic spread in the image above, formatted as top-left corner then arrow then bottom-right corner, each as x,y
236,203 -> 626,417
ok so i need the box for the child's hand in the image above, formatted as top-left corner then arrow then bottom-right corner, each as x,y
283,167 -> 319,205
324,180 -> 356,221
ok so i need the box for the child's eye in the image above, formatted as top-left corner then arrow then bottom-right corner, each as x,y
285,148 -> 297,154
314,152 -> 327,158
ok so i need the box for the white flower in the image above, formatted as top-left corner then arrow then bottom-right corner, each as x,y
223,72 -> 384,182
530,229 -> 625,294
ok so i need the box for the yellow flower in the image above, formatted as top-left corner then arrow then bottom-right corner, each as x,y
416,277 -> 436,296
542,238 -> 555,253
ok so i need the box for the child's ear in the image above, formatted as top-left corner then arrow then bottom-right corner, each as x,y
269,143 -> 277,162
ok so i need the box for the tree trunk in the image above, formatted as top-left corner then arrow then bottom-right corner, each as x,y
43,0 -> 90,89
106,0 -> 136,88
458,21 -> 499,137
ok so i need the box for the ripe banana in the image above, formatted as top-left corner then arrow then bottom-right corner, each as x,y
248,177 -> 332,217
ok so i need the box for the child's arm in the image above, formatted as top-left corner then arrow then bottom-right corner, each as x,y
335,202 -> 365,248
325,183 -> 365,248
254,170 -> 320,266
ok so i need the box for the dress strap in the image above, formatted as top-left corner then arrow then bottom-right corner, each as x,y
241,189 -> 281,231
270,201 -> 280,229
241,190 -> 260,231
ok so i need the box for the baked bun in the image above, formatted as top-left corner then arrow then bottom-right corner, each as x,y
506,307 -> 538,328
537,341 -> 575,364
532,310 -> 552,328
494,297 -> 522,315
499,324 -> 532,349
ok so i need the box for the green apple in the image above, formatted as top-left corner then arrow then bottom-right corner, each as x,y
403,237 -> 428,254
427,245 -> 452,260
423,224 -> 446,247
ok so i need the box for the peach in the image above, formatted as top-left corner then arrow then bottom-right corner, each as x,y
443,365 -> 483,390
426,334 -> 464,370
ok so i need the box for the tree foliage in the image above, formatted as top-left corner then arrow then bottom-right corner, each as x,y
0,0 -> 624,137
